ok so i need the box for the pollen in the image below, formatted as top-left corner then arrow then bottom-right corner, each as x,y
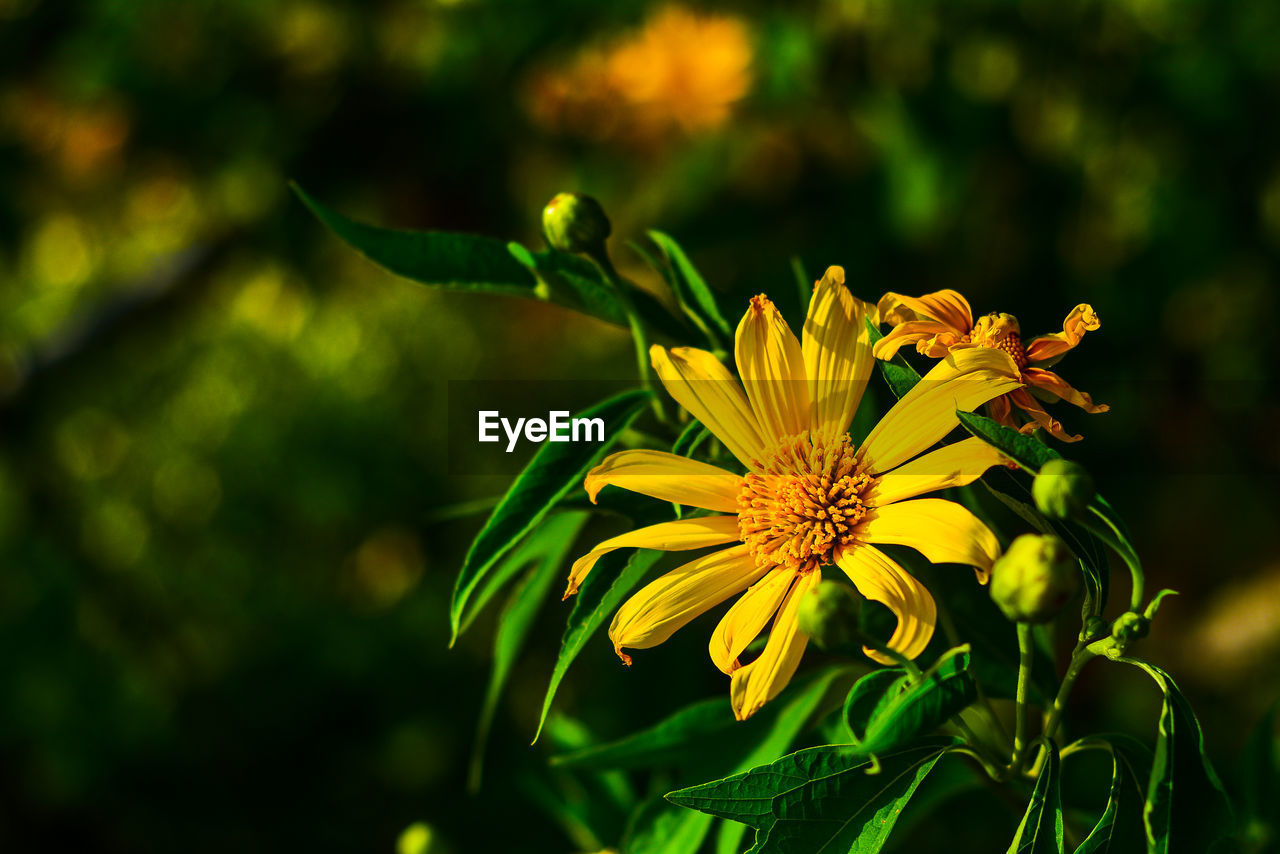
970,312 -> 1029,370
737,432 -> 871,575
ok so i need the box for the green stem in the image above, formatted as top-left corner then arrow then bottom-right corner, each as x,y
588,249 -> 667,424
1084,504 -> 1145,612
1011,623 -> 1034,771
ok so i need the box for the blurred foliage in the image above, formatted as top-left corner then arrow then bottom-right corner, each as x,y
1,0 -> 1278,851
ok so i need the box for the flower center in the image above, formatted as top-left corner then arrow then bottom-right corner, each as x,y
969,312 -> 1028,370
737,432 -> 871,575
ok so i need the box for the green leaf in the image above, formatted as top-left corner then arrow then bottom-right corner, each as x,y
957,410 -> 1060,473
294,184 -> 539,296
620,667 -> 853,854
844,646 -> 977,757
671,419 -> 712,459
449,389 -> 650,644
865,316 -> 922,398
1123,659 -> 1235,853
552,695 -> 731,772
295,184 -> 685,338
1074,750 -> 1125,854
555,666 -> 853,773
648,230 -> 733,342
467,512 -> 589,792
668,740 -> 955,852
1008,739 -> 1064,854
534,546 -> 665,742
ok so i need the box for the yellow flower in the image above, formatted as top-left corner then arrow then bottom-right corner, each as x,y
525,6 -> 752,148
873,290 -> 1108,442
565,268 -> 1023,720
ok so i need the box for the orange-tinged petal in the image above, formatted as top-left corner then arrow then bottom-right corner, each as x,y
835,545 -> 937,664
877,289 -> 974,335
585,450 -> 743,513
1023,368 -> 1109,414
802,266 -> 875,439
859,348 -> 1023,475
708,567 -> 796,674
859,498 -> 1000,582
565,515 -> 741,598
871,320 -> 965,361
729,569 -> 817,721
1024,304 -> 1101,365
867,437 -> 1012,507
987,393 -> 1015,430
1008,387 -> 1081,443
609,544 -> 764,665
735,294 -> 810,444
651,345 -> 767,469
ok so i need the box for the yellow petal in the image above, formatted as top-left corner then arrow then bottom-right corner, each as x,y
859,498 -> 1001,582
802,266 -> 875,439
565,515 -> 741,597
585,450 -> 743,513
1024,304 -> 1100,365
651,345 -> 767,469
835,545 -> 936,664
871,320 -> 966,361
876,289 -> 974,334
708,567 -> 796,674
729,569 -> 817,721
1023,368 -> 1109,414
859,348 -> 1023,474
735,295 -> 810,445
866,438 -> 1011,506
609,544 -> 763,665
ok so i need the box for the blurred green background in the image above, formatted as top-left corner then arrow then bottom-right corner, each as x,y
1,0 -> 1278,850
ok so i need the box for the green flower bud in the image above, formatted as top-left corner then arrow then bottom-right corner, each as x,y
1082,616 -> 1109,641
542,192 -> 611,255
797,579 -> 863,651
1111,611 -> 1149,644
989,534 -> 1079,624
1032,459 -> 1096,520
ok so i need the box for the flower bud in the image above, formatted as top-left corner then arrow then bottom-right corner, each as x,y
797,579 -> 863,651
989,534 -> 1079,623
1032,459 -> 1096,520
542,192 -> 611,255
1111,611 -> 1149,644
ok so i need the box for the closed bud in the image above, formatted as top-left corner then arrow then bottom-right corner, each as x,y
1032,459 -> 1096,520
542,192 -> 611,255
1111,611 -> 1149,644
990,534 -> 1079,624
797,579 -> 863,651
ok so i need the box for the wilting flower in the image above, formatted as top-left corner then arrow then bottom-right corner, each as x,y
565,268 -> 1022,720
873,290 -> 1108,442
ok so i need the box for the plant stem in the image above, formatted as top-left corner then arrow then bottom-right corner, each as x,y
587,249 -> 667,424
1011,623 -> 1035,771
1083,505 -> 1145,611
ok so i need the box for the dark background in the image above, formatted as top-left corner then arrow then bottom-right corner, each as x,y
1,0 -> 1277,850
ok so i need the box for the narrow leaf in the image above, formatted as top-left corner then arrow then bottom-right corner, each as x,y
1123,659 -> 1235,853
534,547 -> 665,741
469,512 -> 589,791
449,389 -> 650,643
294,184 -> 538,295
648,230 -> 732,341
1007,739 -> 1064,854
